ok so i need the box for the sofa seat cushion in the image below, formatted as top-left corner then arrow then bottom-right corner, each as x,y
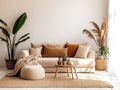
70,58 -> 95,68
37,58 -> 95,68
37,58 -> 58,67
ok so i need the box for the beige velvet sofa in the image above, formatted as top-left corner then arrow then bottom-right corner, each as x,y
18,42 -> 95,72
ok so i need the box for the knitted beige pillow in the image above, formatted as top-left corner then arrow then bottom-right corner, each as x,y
31,43 -> 42,48
18,50 -> 29,59
74,45 -> 90,58
30,47 -> 42,57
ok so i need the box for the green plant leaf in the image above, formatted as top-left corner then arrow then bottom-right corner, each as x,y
0,19 -> 8,26
0,26 -> 10,38
96,46 -> 109,59
18,33 -> 30,41
0,13 -> 29,60
15,37 -> 30,46
13,12 -> 27,34
62,56 -> 67,61
0,37 -> 7,42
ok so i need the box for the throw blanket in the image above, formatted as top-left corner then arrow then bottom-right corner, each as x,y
7,55 -> 40,76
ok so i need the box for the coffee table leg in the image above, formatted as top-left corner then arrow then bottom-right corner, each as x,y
70,67 -> 74,80
74,67 -> 78,79
67,67 -> 69,77
54,67 -> 59,78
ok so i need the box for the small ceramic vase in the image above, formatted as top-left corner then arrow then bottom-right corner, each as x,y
57,57 -> 62,65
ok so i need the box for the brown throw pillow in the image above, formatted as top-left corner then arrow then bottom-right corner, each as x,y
65,43 -> 79,57
42,46 -> 68,57
65,42 -> 89,57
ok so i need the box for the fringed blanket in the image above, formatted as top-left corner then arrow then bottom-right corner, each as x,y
7,55 -> 41,76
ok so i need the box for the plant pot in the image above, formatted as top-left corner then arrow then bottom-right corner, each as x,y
95,59 -> 106,70
62,61 -> 67,65
5,59 -> 17,69
57,60 -> 62,65
97,55 -> 104,59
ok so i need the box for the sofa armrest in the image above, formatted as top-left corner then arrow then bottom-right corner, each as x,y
87,50 -> 95,59
18,50 -> 29,59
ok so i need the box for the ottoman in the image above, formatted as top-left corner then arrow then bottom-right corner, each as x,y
20,65 -> 45,80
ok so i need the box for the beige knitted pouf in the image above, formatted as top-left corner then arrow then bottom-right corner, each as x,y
20,65 -> 45,80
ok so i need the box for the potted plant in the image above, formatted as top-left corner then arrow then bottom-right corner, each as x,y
0,12 -> 30,69
82,18 -> 109,70
57,57 -> 62,65
95,46 -> 109,70
96,46 -> 109,59
62,56 -> 67,65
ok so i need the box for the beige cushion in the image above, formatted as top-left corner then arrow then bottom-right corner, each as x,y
37,58 -> 95,72
74,45 -> 90,58
43,43 -> 64,48
30,47 -> 42,56
18,50 -> 29,59
87,50 -> 95,59
42,45 -> 68,57
31,43 -> 42,48
20,65 -> 45,80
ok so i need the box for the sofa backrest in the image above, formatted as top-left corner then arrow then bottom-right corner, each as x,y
29,42 -> 94,59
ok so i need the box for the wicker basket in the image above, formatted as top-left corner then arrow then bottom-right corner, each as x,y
95,59 -> 106,70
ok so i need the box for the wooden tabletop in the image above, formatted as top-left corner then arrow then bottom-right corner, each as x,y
55,65 -> 73,67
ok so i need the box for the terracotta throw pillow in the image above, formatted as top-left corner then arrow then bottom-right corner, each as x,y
30,47 -> 42,57
65,42 -> 89,57
74,45 -> 90,58
42,46 -> 68,57
65,43 -> 79,57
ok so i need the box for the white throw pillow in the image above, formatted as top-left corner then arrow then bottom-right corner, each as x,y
74,45 -> 90,58
30,47 -> 42,57
19,50 -> 29,58
31,43 -> 42,48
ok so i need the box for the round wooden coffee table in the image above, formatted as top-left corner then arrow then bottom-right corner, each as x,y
54,65 -> 78,80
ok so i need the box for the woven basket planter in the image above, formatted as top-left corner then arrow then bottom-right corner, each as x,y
95,59 -> 106,70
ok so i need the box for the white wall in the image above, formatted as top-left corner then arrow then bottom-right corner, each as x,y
0,0 -> 108,66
